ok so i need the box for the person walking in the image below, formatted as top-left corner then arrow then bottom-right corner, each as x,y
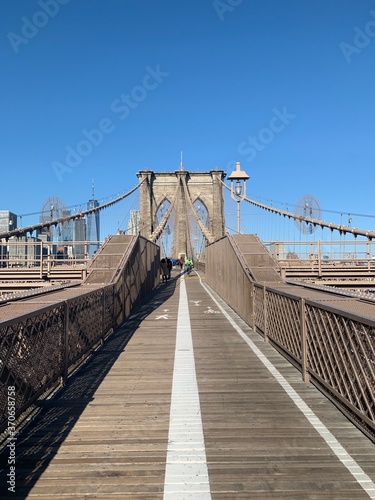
166,258 -> 172,280
160,258 -> 168,283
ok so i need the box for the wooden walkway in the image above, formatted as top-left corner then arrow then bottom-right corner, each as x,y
1,269 -> 375,499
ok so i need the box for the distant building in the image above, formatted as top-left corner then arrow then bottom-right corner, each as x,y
36,227 -> 51,241
37,232 -> 50,243
8,236 -> 41,266
0,211 -> 17,266
86,198 -> 100,257
0,244 -> 6,267
128,210 -> 140,235
0,210 -> 17,233
61,209 -> 73,242
269,242 -> 286,260
73,217 -> 86,261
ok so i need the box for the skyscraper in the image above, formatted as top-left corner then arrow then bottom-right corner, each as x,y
0,210 -> 17,267
86,181 -> 100,257
128,210 -> 140,235
61,209 -> 73,242
0,210 -> 17,233
73,217 -> 86,261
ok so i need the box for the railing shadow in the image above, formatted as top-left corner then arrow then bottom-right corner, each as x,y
0,275 -> 178,498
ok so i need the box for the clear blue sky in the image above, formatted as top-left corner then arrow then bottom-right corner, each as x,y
1,0 -> 375,230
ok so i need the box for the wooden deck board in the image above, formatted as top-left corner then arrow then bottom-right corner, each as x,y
1,273 -> 374,498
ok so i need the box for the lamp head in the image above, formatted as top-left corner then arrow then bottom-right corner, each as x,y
227,162 -> 250,181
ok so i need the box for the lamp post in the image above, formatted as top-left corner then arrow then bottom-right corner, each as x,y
227,162 -> 250,234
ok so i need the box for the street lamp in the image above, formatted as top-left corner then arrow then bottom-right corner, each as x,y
227,162 -> 250,234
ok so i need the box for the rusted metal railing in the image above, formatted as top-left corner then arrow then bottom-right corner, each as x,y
0,235 -> 159,434
206,235 -> 375,442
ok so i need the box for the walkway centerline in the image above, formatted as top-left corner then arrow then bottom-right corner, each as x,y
163,276 -> 211,499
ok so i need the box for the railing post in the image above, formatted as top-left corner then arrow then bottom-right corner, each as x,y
47,243 -> 51,274
61,300 -> 69,386
317,240 -> 322,278
263,285 -> 268,343
366,241 -> 370,270
84,242 -> 88,267
309,243 -> 314,269
39,241 -> 43,279
300,298 -> 310,383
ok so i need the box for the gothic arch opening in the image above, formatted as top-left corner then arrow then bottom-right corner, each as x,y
155,199 -> 175,258
189,198 -> 209,260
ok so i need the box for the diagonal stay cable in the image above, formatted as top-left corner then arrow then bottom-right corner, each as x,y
181,175 -> 215,244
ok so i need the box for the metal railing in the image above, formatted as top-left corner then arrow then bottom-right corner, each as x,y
265,240 -> 375,277
0,239 -> 100,270
0,235 -> 159,433
206,235 -> 375,442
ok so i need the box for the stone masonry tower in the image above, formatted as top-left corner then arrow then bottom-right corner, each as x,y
136,169 -> 226,257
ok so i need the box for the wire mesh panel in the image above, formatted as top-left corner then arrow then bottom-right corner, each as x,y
206,235 -> 254,325
112,276 -> 123,327
306,304 -> 375,437
266,290 -> 302,363
112,236 -> 160,326
254,285 -> 265,335
0,304 -> 65,425
67,289 -> 106,367
207,234 -> 375,441
0,235 -> 160,433
103,285 -> 115,333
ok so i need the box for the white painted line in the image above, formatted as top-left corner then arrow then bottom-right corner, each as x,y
198,275 -> 375,500
163,277 -> 211,499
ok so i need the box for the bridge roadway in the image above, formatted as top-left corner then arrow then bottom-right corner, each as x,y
2,268 -> 375,499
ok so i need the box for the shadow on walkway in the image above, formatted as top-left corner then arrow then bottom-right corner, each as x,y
0,277 -> 178,498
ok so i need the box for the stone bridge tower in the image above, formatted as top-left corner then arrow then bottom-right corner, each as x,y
136,169 -> 226,257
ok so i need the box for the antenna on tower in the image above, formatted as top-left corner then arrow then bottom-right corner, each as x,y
92,179 -> 95,199
180,151 -> 183,171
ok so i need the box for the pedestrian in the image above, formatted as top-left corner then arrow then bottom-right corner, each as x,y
160,258 -> 168,283
179,256 -> 184,270
166,258 -> 172,279
185,256 -> 193,275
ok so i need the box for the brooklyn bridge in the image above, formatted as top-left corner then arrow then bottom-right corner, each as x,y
0,166 -> 374,498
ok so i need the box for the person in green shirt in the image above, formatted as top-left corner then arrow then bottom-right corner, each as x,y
185,257 -> 193,274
